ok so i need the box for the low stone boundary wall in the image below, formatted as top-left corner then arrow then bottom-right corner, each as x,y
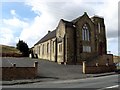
83,61 -> 116,74
0,61 -> 38,80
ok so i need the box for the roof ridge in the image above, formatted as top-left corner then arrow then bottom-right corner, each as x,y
34,30 -> 56,46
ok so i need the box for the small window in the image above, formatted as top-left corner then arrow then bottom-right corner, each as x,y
98,23 -> 100,33
83,46 -> 91,52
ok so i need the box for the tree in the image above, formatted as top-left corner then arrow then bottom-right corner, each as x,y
16,40 -> 29,57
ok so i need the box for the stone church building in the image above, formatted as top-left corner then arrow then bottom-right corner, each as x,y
33,12 -> 114,65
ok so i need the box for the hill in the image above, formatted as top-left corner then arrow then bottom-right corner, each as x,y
0,44 -> 22,57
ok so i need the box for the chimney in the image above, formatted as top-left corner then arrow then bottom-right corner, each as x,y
48,30 -> 51,33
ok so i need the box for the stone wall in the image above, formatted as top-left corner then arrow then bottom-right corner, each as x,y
65,26 -> 75,64
74,13 -> 96,63
34,38 -> 56,62
83,60 -> 116,74
83,65 -> 116,74
56,20 -> 66,64
0,62 -> 38,80
92,16 -> 107,54
86,54 -> 114,66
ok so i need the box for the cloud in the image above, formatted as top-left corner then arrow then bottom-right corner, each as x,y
1,9 -> 29,46
24,0 -> 118,41
0,28 -> 14,45
3,17 -> 29,28
95,1 -> 118,38
107,38 -> 118,55
10,9 -> 16,15
19,13 -> 56,47
1,0 -> 119,55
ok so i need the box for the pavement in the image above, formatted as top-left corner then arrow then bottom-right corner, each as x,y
2,74 -> 119,89
2,72 -> 117,85
2,75 -> 120,90
1,57 -> 118,85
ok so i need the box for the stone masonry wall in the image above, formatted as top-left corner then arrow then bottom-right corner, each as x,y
86,54 -> 114,66
1,62 -> 38,80
83,65 -> 116,74
65,26 -> 75,64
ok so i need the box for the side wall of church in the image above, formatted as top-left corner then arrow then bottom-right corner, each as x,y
65,26 -> 76,64
34,38 -> 56,62
56,20 -> 66,63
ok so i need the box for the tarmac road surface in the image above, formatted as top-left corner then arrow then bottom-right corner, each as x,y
2,74 -> 119,89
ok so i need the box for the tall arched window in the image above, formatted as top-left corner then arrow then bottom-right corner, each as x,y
47,43 -> 50,54
82,24 -> 90,41
53,41 -> 55,53
42,44 -> 44,55
39,45 -> 40,55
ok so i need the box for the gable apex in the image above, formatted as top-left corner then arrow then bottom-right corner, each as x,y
72,12 -> 90,24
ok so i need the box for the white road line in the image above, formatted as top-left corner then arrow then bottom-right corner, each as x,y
98,85 -> 119,90
105,85 -> 119,89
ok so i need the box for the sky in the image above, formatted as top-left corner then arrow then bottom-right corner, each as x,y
0,0 -> 119,56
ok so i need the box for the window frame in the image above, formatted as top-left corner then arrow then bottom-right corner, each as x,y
82,23 -> 90,41
83,45 -> 91,53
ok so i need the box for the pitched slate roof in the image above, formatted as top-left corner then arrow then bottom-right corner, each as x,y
34,19 -> 73,46
61,19 -> 73,27
34,30 -> 56,46
72,12 -> 87,23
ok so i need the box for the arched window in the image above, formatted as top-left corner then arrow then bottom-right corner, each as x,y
82,24 -> 90,41
39,45 -> 40,55
58,43 -> 62,53
47,43 -> 50,54
42,44 -> 44,55
53,41 -> 55,53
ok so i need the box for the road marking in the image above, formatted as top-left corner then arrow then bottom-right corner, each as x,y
105,85 -> 119,89
98,85 -> 119,90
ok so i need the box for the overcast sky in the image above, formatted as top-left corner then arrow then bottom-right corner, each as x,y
0,0 -> 119,55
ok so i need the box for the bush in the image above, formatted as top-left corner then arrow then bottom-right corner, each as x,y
16,40 -> 29,57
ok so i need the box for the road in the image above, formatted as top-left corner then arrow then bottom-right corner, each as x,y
2,74 -> 119,89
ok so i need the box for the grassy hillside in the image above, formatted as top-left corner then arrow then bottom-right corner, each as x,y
0,44 -> 22,57
1,45 -> 20,53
